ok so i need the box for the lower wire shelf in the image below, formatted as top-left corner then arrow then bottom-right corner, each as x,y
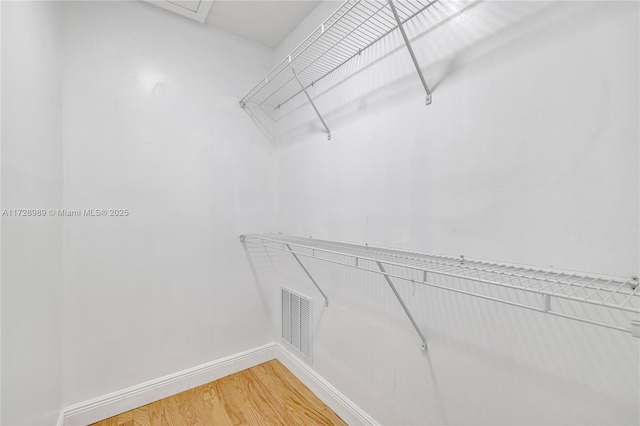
241,234 -> 640,349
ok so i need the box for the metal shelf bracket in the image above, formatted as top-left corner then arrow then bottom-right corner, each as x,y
286,243 -> 330,307
241,0 -> 442,139
242,234 -> 640,344
290,64 -> 332,140
377,261 -> 428,351
387,0 -> 432,105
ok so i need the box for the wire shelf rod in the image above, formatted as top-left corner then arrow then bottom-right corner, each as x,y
396,246 -> 635,300
258,1 -> 390,107
281,236 -> 639,301
622,284 -> 640,307
250,1 -> 362,100
314,237 -> 639,299
300,243 -> 636,308
310,247 -> 565,295
361,3 -> 394,28
582,279 -> 615,301
242,0 -> 437,110
538,274 -> 578,293
242,0 -> 362,102
280,237 -> 569,278
243,238 -> 633,334
245,236 -> 639,314
520,270 -> 555,289
564,277 -> 601,297
264,0 -> 434,109
397,1 -> 418,15
601,280 -> 632,304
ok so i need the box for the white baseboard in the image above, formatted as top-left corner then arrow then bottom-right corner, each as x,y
59,343 -> 277,426
57,341 -> 377,426
274,343 -> 379,426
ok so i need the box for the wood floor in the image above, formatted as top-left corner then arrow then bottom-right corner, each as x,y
90,360 -> 347,426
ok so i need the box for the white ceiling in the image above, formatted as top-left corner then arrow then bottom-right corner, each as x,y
166,0 -> 202,12
205,1 -> 321,49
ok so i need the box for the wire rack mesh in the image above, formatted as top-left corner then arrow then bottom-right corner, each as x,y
240,0 -> 436,111
243,234 -> 640,335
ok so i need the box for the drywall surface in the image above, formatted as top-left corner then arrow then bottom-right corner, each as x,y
1,1 -> 64,424
265,1 -> 640,424
61,1 -> 276,406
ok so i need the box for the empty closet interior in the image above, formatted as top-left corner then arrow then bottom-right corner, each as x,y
1,0 -> 638,425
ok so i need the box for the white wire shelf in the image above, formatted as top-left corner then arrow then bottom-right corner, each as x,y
241,234 -> 640,348
240,0 -> 435,138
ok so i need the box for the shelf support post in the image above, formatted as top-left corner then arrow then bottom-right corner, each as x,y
286,243 -> 329,307
542,294 -> 551,312
387,0 -> 432,105
377,261 -> 427,351
289,64 -> 332,140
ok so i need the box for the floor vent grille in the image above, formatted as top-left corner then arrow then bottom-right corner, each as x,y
281,288 -> 312,360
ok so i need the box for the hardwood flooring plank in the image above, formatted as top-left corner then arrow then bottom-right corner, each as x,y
105,417 -> 119,426
147,400 -> 166,426
132,405 -> 150,426
238,368 -> 294,425
117,409 -> 135,425
191,383 -> 231,426
214,374 -> 256,425
211,377 -> 245,425
234,370 -> 286,425
163,391 -> 198,425
92,360 -> 346,426
252,360 -> 347,425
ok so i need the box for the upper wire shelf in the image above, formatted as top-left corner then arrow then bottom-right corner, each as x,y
242,234 -> 640,343
240,0 -> 435,112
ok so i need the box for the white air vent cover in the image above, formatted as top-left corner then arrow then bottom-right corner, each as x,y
281,288 -> 312,360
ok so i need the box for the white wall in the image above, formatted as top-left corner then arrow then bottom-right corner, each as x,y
1,2 -> 64,424
260,1 -> 640,424
61,1 -> 277,407
1,1 -> 637,424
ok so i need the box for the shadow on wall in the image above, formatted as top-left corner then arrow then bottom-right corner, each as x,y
240,237 -> 639,424
242,100 -> 277,144
264,0 -> 610,144
244,0 -> 478,143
